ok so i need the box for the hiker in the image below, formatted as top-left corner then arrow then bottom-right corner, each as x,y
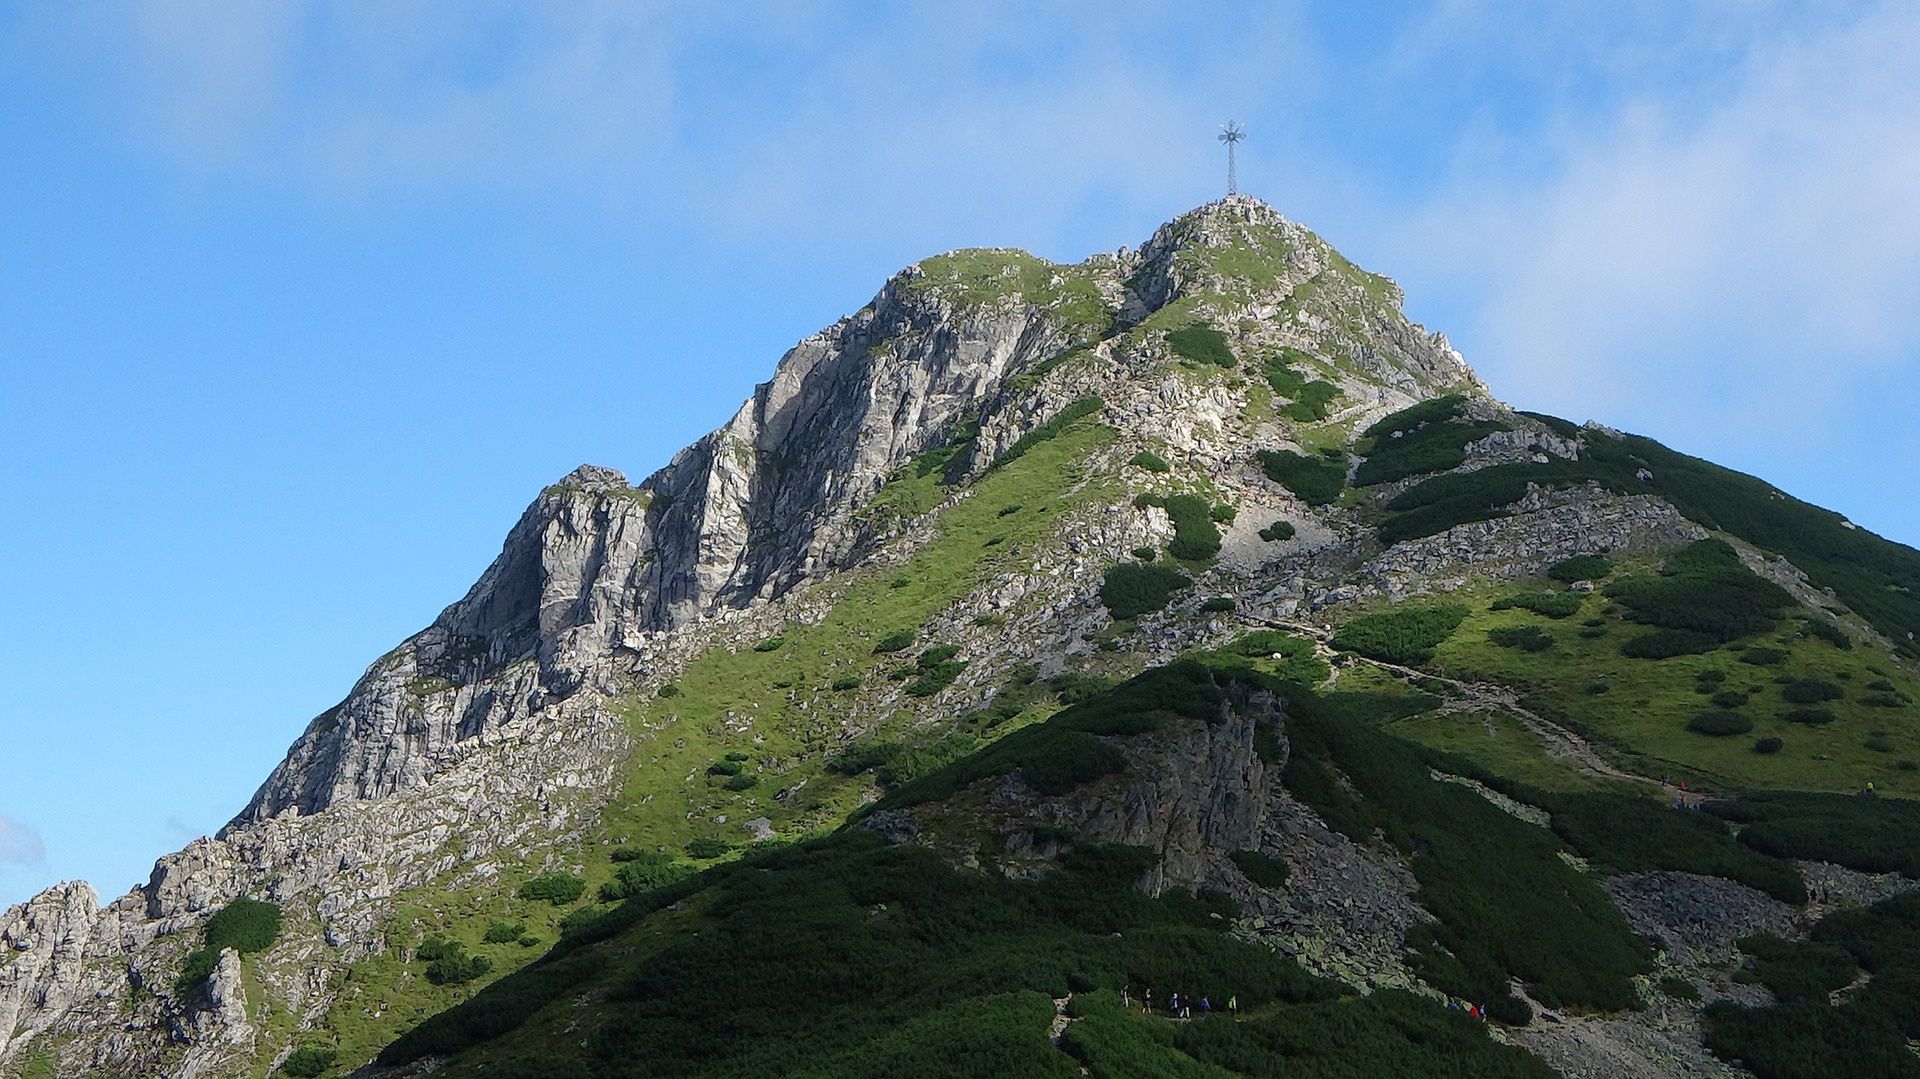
1144,988 -> 1153,1014
1228,994 -> 1238,1016
1200,996 -> 1211,1014
1169,992 -> 1180,1016
1122,985 -> 1131,1009
1181,997 -> 1192,1019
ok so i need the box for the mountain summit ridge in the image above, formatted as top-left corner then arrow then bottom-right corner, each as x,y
5,197 -> 1918,1077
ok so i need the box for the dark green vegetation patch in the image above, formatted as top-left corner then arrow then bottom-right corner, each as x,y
380,831 -> 1352,1076
1605,540 -> 1792,645
1098,562 -> 1192,619
174,897 -> 284,994
1257,448 -> 1348,505
1548,555 -> 1614,582
1708,793 -> 1920,877
1258,519 -> 1295,542
1262,350 -> 1342,422
1132,492 -> 1222,561
1703,894 -> 1920,1078
1490,591 -> 1583,619
518,873 -> 586,906
1333,605 -> 1470,665
1488,625 -> 1553,652
1127,450 -> 1169,472
1167,322 -> 1236,367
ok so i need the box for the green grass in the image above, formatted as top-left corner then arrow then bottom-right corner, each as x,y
1428,575 -> 1920,795
990,396 -> 1105,470
909,249 -> 1111,330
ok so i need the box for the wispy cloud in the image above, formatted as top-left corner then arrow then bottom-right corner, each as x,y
0,815 -> 46,868
1397,3 -> 1920,440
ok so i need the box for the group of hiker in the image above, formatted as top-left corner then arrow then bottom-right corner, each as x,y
1120,985 -> 1236,1020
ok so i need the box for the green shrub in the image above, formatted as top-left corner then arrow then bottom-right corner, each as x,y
1258,520 -> 1295,542
1659,975 -> 1702,1002
427,948 -> 493,986
1741,647 -> 1789,666
1490,591 -> 1583,618
657,682 -> 681,698
1710,793 -> 1920,876
873,629 -> 916,654
752,636 -> 785,653
1781,679 -> 1844,704
1281,380 -> 1342,422
1547,556 -> 1613,582
990,396 -> 1104,470
205,898 -> 283,955
1541,791 -> 1804,903
1698,669 -> 1728,683
1200,597 -> 1236,613
1702,896 -> 1920,1076
1620,629 -> 1720,659
279,1047 -> 338,1077
724,773 -> 759,791
1689,711 -> 1755,737
1257,448 -> 1348,505
1333,605 -> 1470,665
1098,563 -> 1191,619
1128,451 -> 1169,472
1209,503 -> 1236,523
1604,540 -> 1793,646
831,676 -> 861,691
1157,493 -> 1223,560
1802,618 -> 1853,649
1131,545 -> 1156,561
1167,323 -> 1235,367
1355,416 -> 1511,486
706,759 -> 744,777
1864,692 -> 1911,708
482,921 -> 527,944
1230,850 -> 1290,888
686,838 -> 732,860
1864,734 -> 1895,753
1489,625 -> 1553,652
174,947 -> 219,995
1485,994 -> 1534,1026
1754,737 -> 1784,754
1712,689 -> 1751,708
1784,708 -> 1837,726
600,859 -> 694,902
518,873 -> 586,905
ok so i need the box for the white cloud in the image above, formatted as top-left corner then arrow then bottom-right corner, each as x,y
0,815 -> 46,868
1400,3 -> 1920,436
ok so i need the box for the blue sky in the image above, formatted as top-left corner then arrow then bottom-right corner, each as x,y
4,1 -> 1918,909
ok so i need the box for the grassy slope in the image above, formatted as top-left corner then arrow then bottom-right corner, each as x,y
1422,572 -> 1920,796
